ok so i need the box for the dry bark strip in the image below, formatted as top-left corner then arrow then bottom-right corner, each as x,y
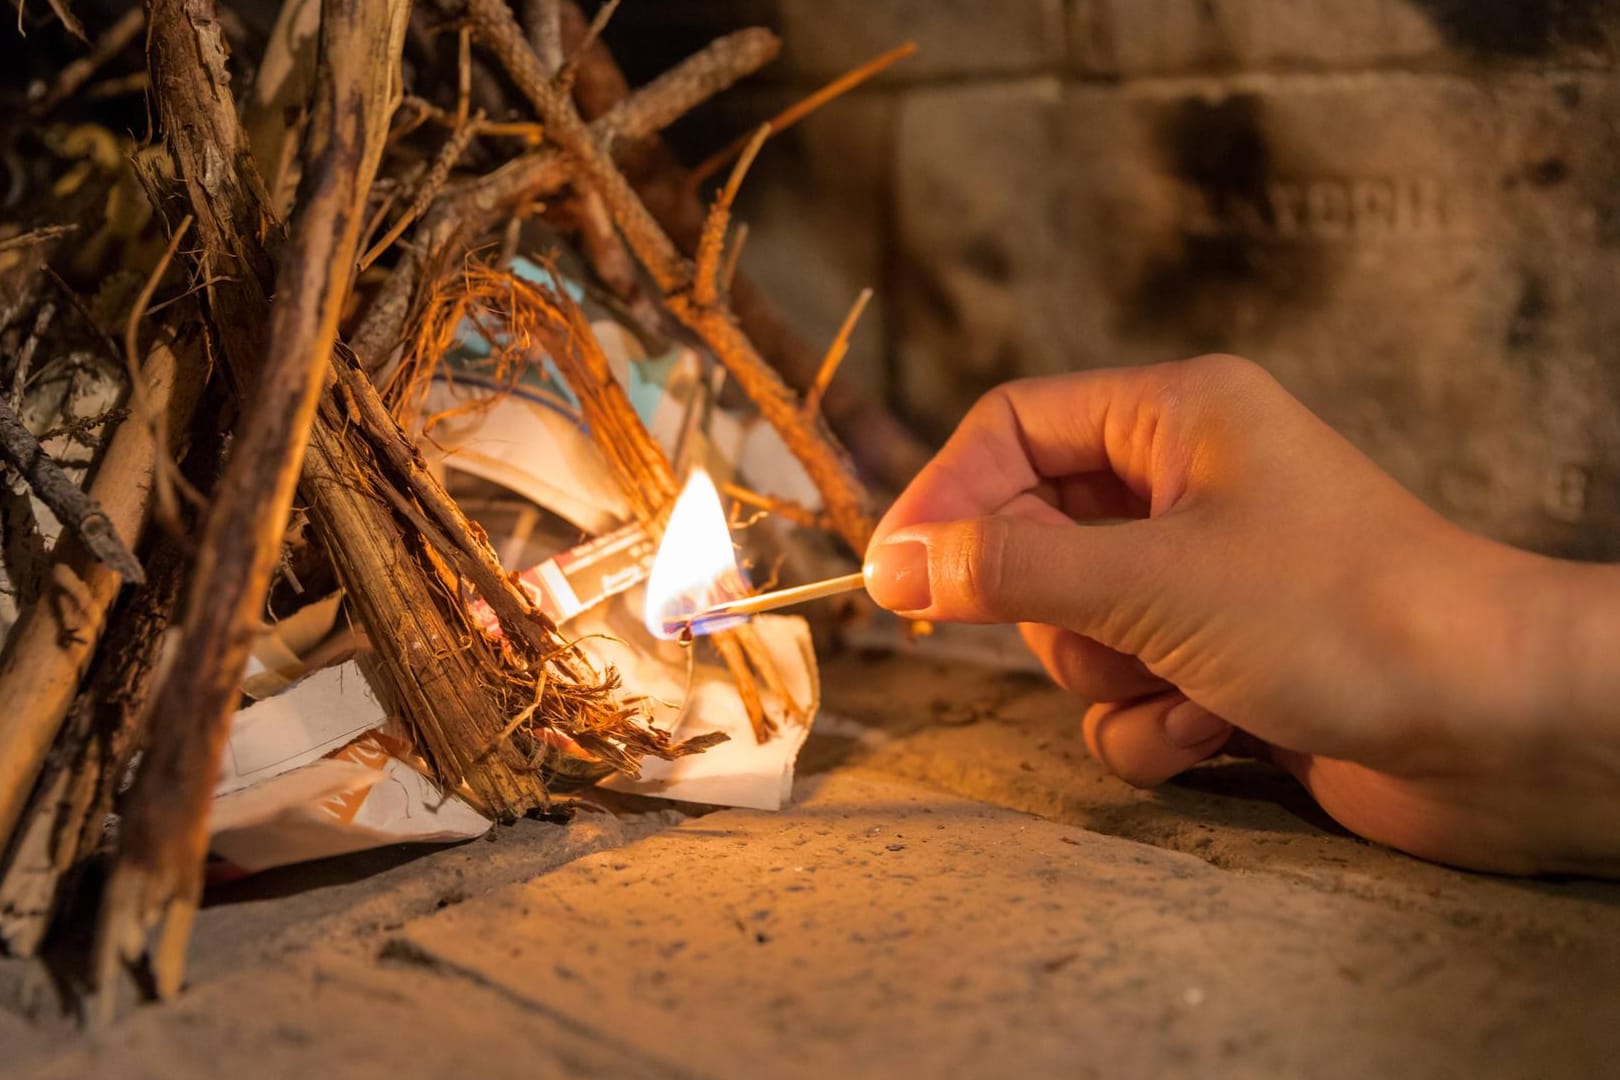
0,399 -> 144,582
97,0 -> 407,1004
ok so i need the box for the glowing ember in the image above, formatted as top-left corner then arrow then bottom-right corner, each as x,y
643,469 -> 752,640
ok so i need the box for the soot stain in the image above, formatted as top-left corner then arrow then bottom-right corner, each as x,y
1506,271 -> 1553,351
1119,95 -> 1326,349
1410,0 -> 1616,58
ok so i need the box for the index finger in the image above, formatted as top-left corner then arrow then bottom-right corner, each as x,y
873,367 -> 1168,545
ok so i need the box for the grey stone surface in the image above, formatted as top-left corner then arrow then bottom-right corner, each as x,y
894,71 -> 1620,556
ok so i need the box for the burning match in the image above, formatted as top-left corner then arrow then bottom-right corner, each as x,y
663,571 -> 867,639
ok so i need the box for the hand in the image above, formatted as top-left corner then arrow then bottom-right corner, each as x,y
864,355 -> 1620,876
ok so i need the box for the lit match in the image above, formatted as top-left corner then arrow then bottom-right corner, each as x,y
662,572 -> 867,639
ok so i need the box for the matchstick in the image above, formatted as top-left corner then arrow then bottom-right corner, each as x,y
667,571 -> 866,637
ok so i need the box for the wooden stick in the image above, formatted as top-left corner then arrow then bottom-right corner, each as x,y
804,287 -> 872,420
0,401 -> 144,583
692,123 -> 768,309
0,330 -> 207,877
721,480 -> 829,531
559,12 -> 931,493
687,40 -> 919,187
98,0 -> 407,1008
718,220 -> 748,296
677,572 -> 864,630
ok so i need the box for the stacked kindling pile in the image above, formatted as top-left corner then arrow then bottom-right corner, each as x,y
0,0 -> 924,1014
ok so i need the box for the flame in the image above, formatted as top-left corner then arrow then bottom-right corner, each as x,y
643,469 -> 752,640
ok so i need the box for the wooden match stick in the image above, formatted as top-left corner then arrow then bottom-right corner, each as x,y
670,571 -> 867,636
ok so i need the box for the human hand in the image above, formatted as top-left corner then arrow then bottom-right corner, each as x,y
864,355 -> 1620,876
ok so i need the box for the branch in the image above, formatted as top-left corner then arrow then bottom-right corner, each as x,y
0,402 -> 144,582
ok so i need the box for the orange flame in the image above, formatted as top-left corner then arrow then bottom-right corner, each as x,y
643,469 -> 751,639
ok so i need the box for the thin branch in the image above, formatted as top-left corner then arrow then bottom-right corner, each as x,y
718,220 -> 748,297
359,117 -> 478,271
98,0 -> 406,1009
804,287 -> 873,420
721,480 -> 831,531
692,123 -> 768,310
464,0 -> 875,552
688,40 -> 918,187
555,0 -> 617,90
0,402 -> 144,583
0,225 -> 78,253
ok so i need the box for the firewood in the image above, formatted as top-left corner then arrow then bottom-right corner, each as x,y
97,0 -> 410,1007
0,328 -> 208,880
0,399 -> 144,582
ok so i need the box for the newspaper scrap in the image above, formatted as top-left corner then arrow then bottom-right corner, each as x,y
211,730 -> 489,875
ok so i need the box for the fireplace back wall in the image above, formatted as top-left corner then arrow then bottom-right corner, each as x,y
603,1 -> 1620,559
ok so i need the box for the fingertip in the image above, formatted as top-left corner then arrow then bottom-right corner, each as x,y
863,536 -> 931,614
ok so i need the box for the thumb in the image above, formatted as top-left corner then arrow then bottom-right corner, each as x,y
863,515 -> 1169,631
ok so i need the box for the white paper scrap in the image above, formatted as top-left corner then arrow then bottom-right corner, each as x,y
575,602 -> 819,811
210,749 -> 490,874
216,662 -> 385,797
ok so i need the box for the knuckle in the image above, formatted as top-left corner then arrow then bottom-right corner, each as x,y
949,516 -> 1011,615
1185,352 -> 1272,395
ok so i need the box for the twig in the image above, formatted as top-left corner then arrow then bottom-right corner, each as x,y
721,481 -> 831,531
554,0 -> 618,91
718,220 -> 748,297
359,117 -> 479,271
0,329 -> 208,906
804,287 -> 872,420
462,0 -> 688,289
688,40 -> 918,188
560,12 -> 931,492
0,225 -> 78,253
350,25 -> 780,374
0,401 -> 144,583
524,0 -> 563,73
123,213 -> 198,530
29,5 -> 143,115
692,123 -> 768,310
10,299 -> 56,408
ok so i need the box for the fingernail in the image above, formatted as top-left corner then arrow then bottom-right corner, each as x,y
1162,700 -> 1229,749
864,540 -> 931,613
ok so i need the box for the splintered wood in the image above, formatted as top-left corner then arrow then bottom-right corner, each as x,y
0,0 -> 917,1009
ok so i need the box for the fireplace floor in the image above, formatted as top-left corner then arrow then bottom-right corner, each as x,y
6,647 -> 1620,1077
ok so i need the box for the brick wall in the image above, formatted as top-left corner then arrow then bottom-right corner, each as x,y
607,1 -> 1620,558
